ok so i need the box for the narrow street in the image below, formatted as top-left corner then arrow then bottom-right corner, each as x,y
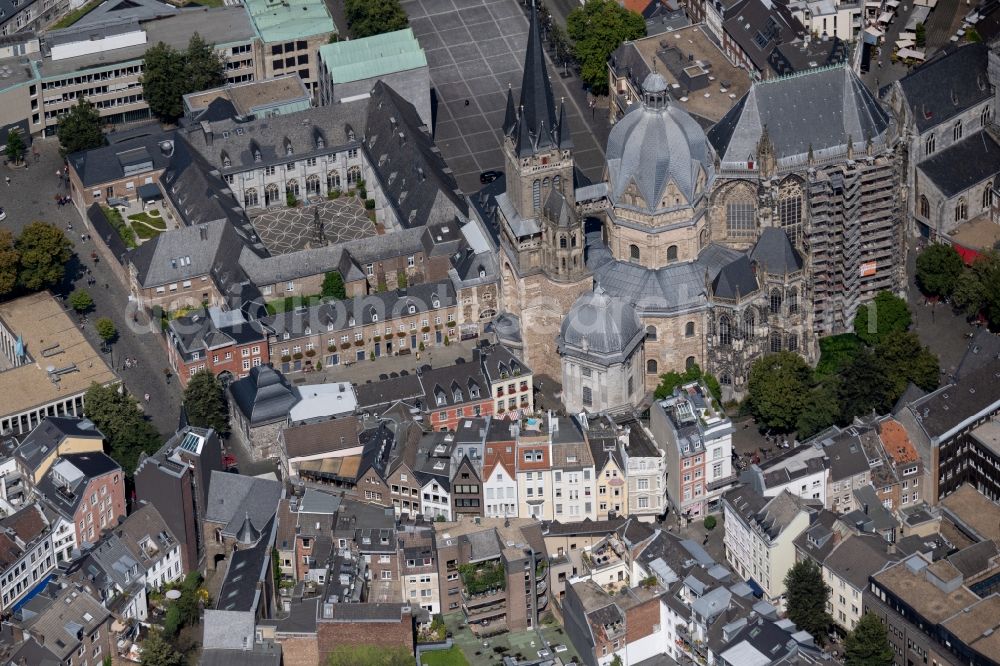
1,137 -> 182,437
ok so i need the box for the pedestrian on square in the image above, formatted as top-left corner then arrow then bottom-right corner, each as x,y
4,177 -> 9,186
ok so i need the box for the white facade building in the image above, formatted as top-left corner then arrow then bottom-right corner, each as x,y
483,458 -> 518,519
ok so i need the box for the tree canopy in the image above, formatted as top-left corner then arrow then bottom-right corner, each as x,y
344,0 -> 408,39
139,631 -> 184,666
746,351 -> 812,431
915,243 -> 964,298
95,317 -> 118,344
951,250 -> 1000,329
853,291 -> 911,345
0,230 -> 18,297
57,99 -> 104,156
321,271 -> 346,300
69,289 -> 95,313
844,612 -> 894,666
5,129 -> 25,165
83,383 -> 161,475
654,362 -> 721,402
16,222 -> 73,291
183,370 -> 230,436
784,559 -> 832,646
567,0 -> 646,95
141,35 -> 225,122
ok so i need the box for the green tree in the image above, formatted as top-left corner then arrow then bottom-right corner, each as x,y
653,362 -> 721,402
321,271 -> 346,299
815,333 -> 862,378
784,559 -> 832,646
183,369 -> 230,436
83,383 -> 161,474
69,289 -> 95,313
853,291 -> 911,345
326,644 -> 413,666
795,377 -> 841,439
844,612 -> 894,666
916,243 -> 964,298
0,229 -> 18,297
610,655 -> 624,666
344,0 -> 408,39
95,317 -> 117,344
567,0 -> 646,95
746,351 -> 812,431
952,251 -> 1000,328
56,99 -> 104,156
915,22 -> 926,47
837,347 -> 897,421
139,630 -> 183,666
5,128 -> 25,165
875,330 -> 940,395
15,222 -> 73,291
142,36 -> 224,123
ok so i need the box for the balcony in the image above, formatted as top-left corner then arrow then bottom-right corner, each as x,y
462,588 -> 506,608
536,594 -> 548,611
464,601 -> 506,623
706,474 -> 738,492
536,580 -> 547,595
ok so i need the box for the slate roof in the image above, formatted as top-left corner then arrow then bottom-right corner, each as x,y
35,452 -> 120,521
229,365 -> 298,426
217,516 -> 275,612
559,288 -> 644,364
897,42 -> 991,133
506,5 -> 571,158
67,126 -> 175,187
605,84 -> 715,210
421,361 -> 488,411
158,134 -> 252,230
825,432 -> 871,481
365,81 -> 467,228
204,471 -> 282,537
282,416 -> 362,459
15,583 -> 109,662
354,373 -> 425,411
916,129 -> 1000,198
905,363 -> 1000,440
14,417 -> 103,475
168,307 -> 266,362
712,255 -> 758,300
126,218 -> 244,288
708,66 -> 891,164
822,535 -> 897,590
750,227 -> 803,275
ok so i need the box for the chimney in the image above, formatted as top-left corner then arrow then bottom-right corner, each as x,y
199,226 -> 208,241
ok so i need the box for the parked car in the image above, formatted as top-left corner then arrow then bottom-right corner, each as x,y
0,207 -> 6,221
479,170 -> 502,184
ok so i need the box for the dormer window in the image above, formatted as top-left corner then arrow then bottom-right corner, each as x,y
453,390 -> 463,402
436,393 -> 446,406
222,153 -> 231,168
479,266 -> 486,278
408,304 -> 416,314
316,135 -> 325,149
349,317 -> 356,327
254,150 -> 261,162
304,327 -> 311,335
283,332 -> 290,340
371,311 -> 379,322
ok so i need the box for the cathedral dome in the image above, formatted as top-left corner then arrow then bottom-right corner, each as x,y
606,77 -> 715,213
558,288 -> 643,364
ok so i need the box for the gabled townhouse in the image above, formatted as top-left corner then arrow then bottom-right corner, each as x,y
740,444 -> 829,504
352,421 -> 395,505
451,456 -> 483,518
274,489 -> 339,584
166,306 -> 270,387
483,419 -> 519,519
649,381 -> 736,520
34,452 -> 125,549
397,522 -> 440,614
381,420 -> 422,518
0,503 -> 56,612
550,418 -> 597,522
584,415 -> 628,520
414,432 -> 454,521
516,417 -> 555,520
421,358 -> 492,431
722,488 -> 816,603
8,580 -> 113,666
479,343 -> 534,418
618,416 -> 665,522
878,418 -> 925,509
13,416 -> 105,486
134,425 -> 223,572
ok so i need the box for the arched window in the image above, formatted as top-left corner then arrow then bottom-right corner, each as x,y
685,356 -> 696,370
955,198 -> 968,221
306,174 -> 321,195
571,234 -> 577,247
984,186 -> 994,210
286,179 -> 300,196
647,359 -> 658,374
700,228 -> 709,249
629,244 -> 640,262
560,235 -> 567,249
265,183 -> 280,206
918,195 -> 930,218
982,105 -> 993,127
532,179 -> 541,211
787,333 -> 798,352
720,373 -> 732,386
787,288 -> 798,314
328,170 -> 341,190
667,245 -> 678,261
719,316 -> 731,346
726,197 -> 755,237
769,288 -> 783,315
582,386 -> 592,407
244,188 -> 259,208
346,165 -> 361,185
924,133 -> 935,156
685,321 -> 695,337
542,176 -> 550,197
646,326 -> 657,341
215,528 -> 223,544
743,310 -> 755,340
953,120 -> 963,142
778,193 -> 803,245
770,331 -> 782,352
554,175 -> 561,192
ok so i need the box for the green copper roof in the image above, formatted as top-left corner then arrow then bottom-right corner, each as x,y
244,0 -> 336,43
318,28 -> 426,84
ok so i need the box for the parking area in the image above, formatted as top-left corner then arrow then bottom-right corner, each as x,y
250,197 -> 375,254
400,0 -> 606,193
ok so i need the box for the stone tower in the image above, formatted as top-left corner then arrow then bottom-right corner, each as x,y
501,4 -> 574,222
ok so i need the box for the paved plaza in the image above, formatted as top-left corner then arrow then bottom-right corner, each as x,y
400,0 -> 608,193
250,197 -> 375,254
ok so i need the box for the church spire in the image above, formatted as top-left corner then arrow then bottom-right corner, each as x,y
513,3 -> 560,157
503,85 -> 517,137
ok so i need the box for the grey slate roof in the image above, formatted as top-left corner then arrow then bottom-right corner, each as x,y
750,227 -> 803,275
217,516 -> 275,612
365,81 -> 467,227
712,255 -> 758,300
897,43 -> 991,133
204,471 -> 282,537
15,417 -> 103,475
558,288 -> 644,364
708,66 -> 891,164
507,5 -> 571,158
35,452 -> 120,522
127,218 -> 237,288
354,373 -> 425,411
605,93 -> 715,211
916,129 -> 1000,198
822,535 -> 896,590
229,365 -> 299,426
67,125 -> 174,187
